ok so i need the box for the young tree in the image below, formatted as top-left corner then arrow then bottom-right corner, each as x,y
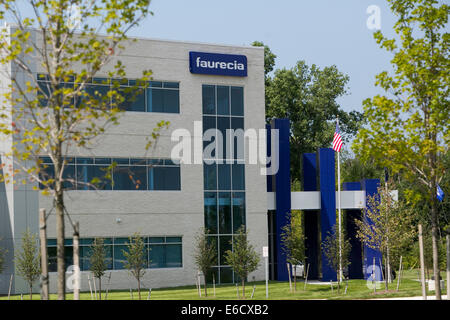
281,211 -> 305,292
355,184 -> 415,291
224,226 -> 260,299
15,230 -> 41,300
193,228 -> 217,297
0,0 -> 167,300
123,232 -> 147,300
321,224 -> 351,293
352,0 -> 449,298
89,237 -> 107,300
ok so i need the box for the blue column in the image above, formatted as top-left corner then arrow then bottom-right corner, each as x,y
343,182 -> 364,279
272,118 -> 291,281
266,123 -> 273,192
362,179 -> 382,281
302,153 -> 319,279
317,148 -> 337,282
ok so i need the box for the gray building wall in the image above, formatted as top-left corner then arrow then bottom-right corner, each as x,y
0,29 -> 267,294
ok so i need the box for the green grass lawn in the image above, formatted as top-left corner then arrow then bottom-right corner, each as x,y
1,269 -> 445,300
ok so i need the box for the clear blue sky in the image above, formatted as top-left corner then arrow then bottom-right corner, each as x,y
131,0 -> 400,114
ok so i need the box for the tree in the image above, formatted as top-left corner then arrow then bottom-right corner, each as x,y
0,0 -> 167,299
321,224 -> 351,293
352,0 -> 449,299
265,60 -> 363,183
193,228 -> 217,297
281,211 -> 305,292
89,237 -> 107,300
123,232 -> 147,300
355,184 -> 415,291
224,226 -> 260,299
15,230 -> 41,300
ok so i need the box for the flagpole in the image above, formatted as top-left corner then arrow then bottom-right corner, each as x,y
337,118 -> 343,284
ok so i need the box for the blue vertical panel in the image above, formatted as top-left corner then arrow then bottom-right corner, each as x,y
362,179 -> 382,281
302,153 -> 317,191
302,153 -> 319,279
272,118 -> 291,281
317,148 -> 337,282
266,123 -> 273,192
343,182 -> 364,279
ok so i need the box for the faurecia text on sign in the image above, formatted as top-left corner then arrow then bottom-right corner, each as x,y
189,51 -> 247,77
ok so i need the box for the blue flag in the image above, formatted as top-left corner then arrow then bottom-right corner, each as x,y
437,184 -> 444,202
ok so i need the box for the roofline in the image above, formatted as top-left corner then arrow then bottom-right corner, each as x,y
3,22 -> 264,51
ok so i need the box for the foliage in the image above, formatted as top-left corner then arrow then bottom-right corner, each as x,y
352,0 -> 449,297
340,150 -> 384,183
251,41 -> 276,79
321,224 -> 351,293
355,183 -> 416,289
193,228 -> 217,296
0,0 -> 167,299
281,211 -> 305,291
123,232 -> 147,300
89,237 -> 107,299
15,229 -> 41,299
224,226 -> 260,299
265,60 -> 363,183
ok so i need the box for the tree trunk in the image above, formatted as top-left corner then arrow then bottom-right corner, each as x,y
204,274 -> 208,297
430,196 -> 441,299
98,278 -> 102,300
30,284 -> 32,300
293,267 -> 297,292
138,278 -> 141,300
242,279 -> 245,299
55,188 -> 66,300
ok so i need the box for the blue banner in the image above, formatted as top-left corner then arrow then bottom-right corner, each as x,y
189,51 -> 247,77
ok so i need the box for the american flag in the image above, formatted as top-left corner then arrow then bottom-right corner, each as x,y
332,122 -> 343,152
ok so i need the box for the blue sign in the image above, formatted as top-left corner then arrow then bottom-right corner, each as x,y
189,51 -> 247,77
437,184 -> 444,202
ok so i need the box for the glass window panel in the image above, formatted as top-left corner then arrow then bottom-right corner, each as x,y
163,82 -> 179,89
48,247 -> 57,272
147,88 -> 164,113
80,238 -> 94,245
80,246 -> 92,271
205,266 -> 219,284
203,163 -> 217,191
37,81 -> 51,107
217,86 -> 230,115
232,192 -> 246,233
116,87 -> 145,112
148,237 -> 165,243
232,163 -> 245,190
112,158 -> 130,165
166,237 -> 182,243
92,166 -> 112,190
165,244 -> 182,268
218,164 -> 231,190
220,266 -> 233,284
218,192 -> 232,234
202,85 -> 216,115
39,164 -> 54,189
105,245 -> 113,270
163,89 -> 180,113
219,236 -> 232,265
95,158 -> 112,164
165,167 -> 181,190
47,239 -> 57,246
113,165 -> 147,190
113,245 -> 127,269
150,81 -> 162,88
231,86 -> 244,116
148,167 -> 154,190
204,192 -> 217,234
231,118 -> 244,160
62,164 -> 76,189
217,117 -> 230,160
203,116 -> 216,158
130,158 -> 147,165
114,238 -> 130,244
149,244 -> 164,268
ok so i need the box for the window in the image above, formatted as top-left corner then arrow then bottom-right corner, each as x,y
202,84 -> 245,284
36,74 -> 179,114
39,157 -> 180,191
47,236 -> 182,271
